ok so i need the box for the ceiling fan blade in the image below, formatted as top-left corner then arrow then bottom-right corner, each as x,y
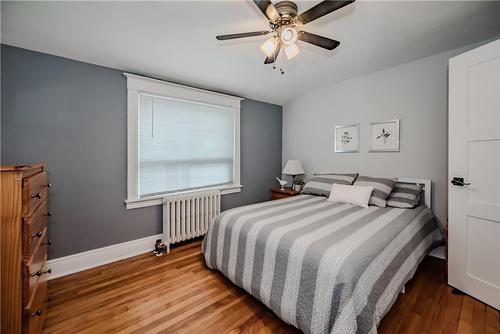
297,0 -> 354,25
216,30 -> 270,40
253,0 -> 280,21
298,31 -> 340,50
264,42 -> 281,64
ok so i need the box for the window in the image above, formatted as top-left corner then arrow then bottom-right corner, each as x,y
138,94 -> 235,196
125,73 -> 241,209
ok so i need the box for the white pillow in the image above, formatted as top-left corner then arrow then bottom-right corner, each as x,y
327,184 -> 374,208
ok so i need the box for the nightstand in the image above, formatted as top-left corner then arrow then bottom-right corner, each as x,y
271,188 -> 300,200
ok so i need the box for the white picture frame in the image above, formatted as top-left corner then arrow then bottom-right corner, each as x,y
369,119 -> 400,152
334,123 -> 360,153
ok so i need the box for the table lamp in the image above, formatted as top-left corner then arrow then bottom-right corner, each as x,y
282,160 -> 305,189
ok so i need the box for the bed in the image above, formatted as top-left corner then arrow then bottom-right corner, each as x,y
202,179 -> 442,334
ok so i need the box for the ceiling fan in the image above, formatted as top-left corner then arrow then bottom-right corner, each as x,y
216,0 -> 355,66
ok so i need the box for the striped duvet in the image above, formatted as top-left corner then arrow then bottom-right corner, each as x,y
202,194 -> 442,334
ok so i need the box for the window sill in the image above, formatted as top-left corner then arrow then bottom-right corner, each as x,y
125,184 -> 242,209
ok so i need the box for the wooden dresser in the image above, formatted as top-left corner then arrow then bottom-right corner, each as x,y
1,164 -> 51,334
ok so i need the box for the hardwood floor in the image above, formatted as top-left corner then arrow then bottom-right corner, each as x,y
43,240 -> 499,334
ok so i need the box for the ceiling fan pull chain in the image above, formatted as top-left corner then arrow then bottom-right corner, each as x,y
279,43 -> 285,75
273,51 -> 277,70
272,39 -> 278,70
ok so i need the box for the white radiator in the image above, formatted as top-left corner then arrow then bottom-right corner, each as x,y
162,189 -> 221,252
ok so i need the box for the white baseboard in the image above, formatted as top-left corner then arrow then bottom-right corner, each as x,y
428,245 -> 446,260
47,234 -> 162,280
47,237 -> 446,280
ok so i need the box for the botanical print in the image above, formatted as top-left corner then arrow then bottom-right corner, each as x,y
376,128 -> 391,143
369,119 -> 400,152
335,124 -> 359,152
341,131 -> 353,144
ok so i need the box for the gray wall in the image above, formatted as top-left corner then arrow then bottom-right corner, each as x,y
283,42 -> 493,228
1,45 -> 282,259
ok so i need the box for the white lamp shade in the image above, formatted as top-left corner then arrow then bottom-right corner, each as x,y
282,160 -> 305,175
284,43 -> 300,60
260,37 -> 278,57
281,27 -> 298,46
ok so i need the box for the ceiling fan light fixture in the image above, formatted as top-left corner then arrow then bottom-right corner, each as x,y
284,43 -> 300,59
281,27 -> 298,46
260,37 -> 278,57
216,0 -> 356,70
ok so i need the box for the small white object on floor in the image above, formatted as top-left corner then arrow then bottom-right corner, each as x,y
401,285 -> 405,294
428,246 -> 446,260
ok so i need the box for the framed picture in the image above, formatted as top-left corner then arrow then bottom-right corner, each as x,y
369,119 -> 400,152
334,124 -> 360,153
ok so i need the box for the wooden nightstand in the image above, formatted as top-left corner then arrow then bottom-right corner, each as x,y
271,188 -> 300,200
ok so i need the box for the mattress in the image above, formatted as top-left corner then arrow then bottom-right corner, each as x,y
202,194 -> 442,334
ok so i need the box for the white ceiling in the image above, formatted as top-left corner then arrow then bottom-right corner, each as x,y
2,1 -> 500,105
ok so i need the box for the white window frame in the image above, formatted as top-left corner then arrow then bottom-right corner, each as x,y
124,73 -> 242,209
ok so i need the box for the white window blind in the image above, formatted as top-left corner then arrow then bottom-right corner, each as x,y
138,94 -> 235,197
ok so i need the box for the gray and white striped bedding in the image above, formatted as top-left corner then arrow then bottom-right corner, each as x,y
354,176 -> 397,208
202,194 -> 442,334
387,183 -> 423,208
302,174 -> 358,197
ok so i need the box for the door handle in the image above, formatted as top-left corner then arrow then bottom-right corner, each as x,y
451,177 -> 470,187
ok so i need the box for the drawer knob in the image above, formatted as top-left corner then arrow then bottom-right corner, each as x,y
31,270 -> 42,277
31,309 -> 42,317
31,268 -> 52,277
45,183 -> 52,188
44,211 -> 52,217
42,240 -> 52,246
32,231 -> 43,238
31,192 -> 41,199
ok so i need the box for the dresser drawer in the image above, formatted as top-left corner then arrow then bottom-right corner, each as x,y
23,231 -> 49,306
23,279 -> 48,334
23,201 -> 49,259
22,172 -> 49,217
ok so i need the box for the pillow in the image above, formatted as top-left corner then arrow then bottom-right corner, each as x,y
328,184 -> 373,208
387,183 -> 423,208
353,176 -> 397,207
302,173 -> 358,197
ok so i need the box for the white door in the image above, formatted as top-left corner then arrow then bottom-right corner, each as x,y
448,38 -> 500,310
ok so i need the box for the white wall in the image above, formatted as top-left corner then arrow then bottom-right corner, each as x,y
283,42 -> 492,228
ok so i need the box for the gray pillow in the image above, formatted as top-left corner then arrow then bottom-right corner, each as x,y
387,183 -> 423,208
302,173 -> 358,197
354,176 -> 396,207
